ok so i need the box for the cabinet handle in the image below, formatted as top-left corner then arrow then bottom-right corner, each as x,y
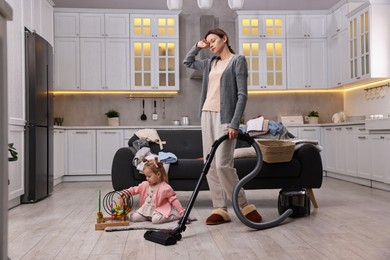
325,128 -> 332,130
335,127 -> 342,130
336,29 -> 340,32
346,127 -> 353,130
358,136 -> 366,139
358,128 -> 366,131
103,131 -> 117,134
75,131 -> 89,134
302,129 -> 316,131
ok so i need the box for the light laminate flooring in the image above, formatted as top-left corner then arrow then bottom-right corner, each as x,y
8,177 -> 390,260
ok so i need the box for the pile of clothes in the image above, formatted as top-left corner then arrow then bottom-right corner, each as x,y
131,129 -> 178,174
244,116 -> 293,140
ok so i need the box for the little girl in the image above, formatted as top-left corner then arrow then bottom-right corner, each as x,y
121,158 -> 185,224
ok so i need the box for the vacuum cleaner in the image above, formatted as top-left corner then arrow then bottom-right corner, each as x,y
144,133 -> 294,246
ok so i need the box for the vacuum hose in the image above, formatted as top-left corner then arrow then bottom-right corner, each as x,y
232,133 -> 293,229
144,133 -> 292,246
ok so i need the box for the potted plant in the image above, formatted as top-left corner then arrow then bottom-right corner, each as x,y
105,109 -> 120,126
306,110 -> 319,124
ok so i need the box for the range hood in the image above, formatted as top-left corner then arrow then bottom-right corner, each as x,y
190,15 -> 215,79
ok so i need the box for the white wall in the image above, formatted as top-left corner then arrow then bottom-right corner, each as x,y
344,84 -> 390,118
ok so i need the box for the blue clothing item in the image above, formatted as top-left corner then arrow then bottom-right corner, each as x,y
268,121 -> 284,136
158,152 -> 178,164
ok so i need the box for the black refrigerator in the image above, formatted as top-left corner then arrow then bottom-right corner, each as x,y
22,29 -> 53,203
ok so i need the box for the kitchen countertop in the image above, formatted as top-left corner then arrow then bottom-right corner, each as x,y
284,120 -> 365,127
55,121 -> 367,130
54,125 -> 201,130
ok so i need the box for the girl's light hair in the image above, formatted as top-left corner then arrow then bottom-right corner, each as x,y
144,157 -> 169,183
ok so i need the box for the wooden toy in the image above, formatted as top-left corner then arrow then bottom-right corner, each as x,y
95,190 -> 133,230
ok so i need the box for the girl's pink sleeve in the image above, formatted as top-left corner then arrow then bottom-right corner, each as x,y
168,192 -> 185,217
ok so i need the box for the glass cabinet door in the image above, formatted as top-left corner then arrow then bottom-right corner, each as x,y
157,41 -> 177,88
239,15 -> 284,38
132,41 -> 152,88
241,39 -> 286,90
131,39 -> 179,90
265,41 -> 285,88
349,8 -> 370,81
359,10 -> 370,77
131,15 -> 178,38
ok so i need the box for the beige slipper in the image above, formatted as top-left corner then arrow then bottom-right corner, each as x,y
206,208 -> 231,225
242,204 -> 262,223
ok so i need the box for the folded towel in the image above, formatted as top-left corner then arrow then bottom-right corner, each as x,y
246,117 -> 264,132
158,151 -> 178,164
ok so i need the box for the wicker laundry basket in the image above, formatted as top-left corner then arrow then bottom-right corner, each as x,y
256,140 -> 295,163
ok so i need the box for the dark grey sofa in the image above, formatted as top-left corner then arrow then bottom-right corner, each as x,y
111,129 -> 323,206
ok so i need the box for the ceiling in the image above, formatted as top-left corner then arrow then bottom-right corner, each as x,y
52,0 -> 344,11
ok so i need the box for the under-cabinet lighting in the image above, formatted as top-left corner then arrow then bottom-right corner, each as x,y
248,89 -> 344,94
248,79 -> 390,94
52,90 -> 179,96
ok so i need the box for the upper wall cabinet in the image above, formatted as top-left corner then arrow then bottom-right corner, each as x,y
129,14 -> 179,90
80,13 -> 129,38
237,15 -> 285,39
347,3 -> 390,83
327,2 -> 363,37
286,15 -> 327,38
130,14 -> 178,39
23,0 -> 54,45
239,39 -> 286,90
54,12 -> 80,37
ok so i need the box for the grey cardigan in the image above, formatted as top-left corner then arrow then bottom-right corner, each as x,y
183,44 -> 248,130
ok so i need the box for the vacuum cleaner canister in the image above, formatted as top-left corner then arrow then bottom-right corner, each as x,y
278,188 -> 310,218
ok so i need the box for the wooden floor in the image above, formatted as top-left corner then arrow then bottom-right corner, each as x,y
8,177 -> 390,260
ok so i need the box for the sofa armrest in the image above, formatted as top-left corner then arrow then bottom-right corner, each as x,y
111,146 -> 139,191
293,144 -> 323,188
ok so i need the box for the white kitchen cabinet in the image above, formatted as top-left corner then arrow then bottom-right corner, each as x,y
8,125 -> 25,201
7,0 -> 25,125
130,13 -> 179,91
356,130 -> 371,179
237,15 -> 285,39
54,37 -> 80,90
80,37 -> 130,90
130,14 -> 179,39
322,125 -> 359,177
80,13 -> 129,38
53,129 -> 65,184
328,29 -> 349,88
334,126 -> 358,176
131,38 -> 179,91
80,38 -> 105,89
96,130 -> 124,174
287,38 -> 327,89
322,127 -> 336,172
286,15 -> 327,39
67,130 -> 96,175
54,12 -> 80,37
369,134 -> 390,183
348,3 -> 390,83
327,2 -> 363,37
298,126 -> 321,142
239,39 -> 286,90
22,0 -> 54,45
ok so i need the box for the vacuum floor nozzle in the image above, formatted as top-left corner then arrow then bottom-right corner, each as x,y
144,230 -> 178,246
